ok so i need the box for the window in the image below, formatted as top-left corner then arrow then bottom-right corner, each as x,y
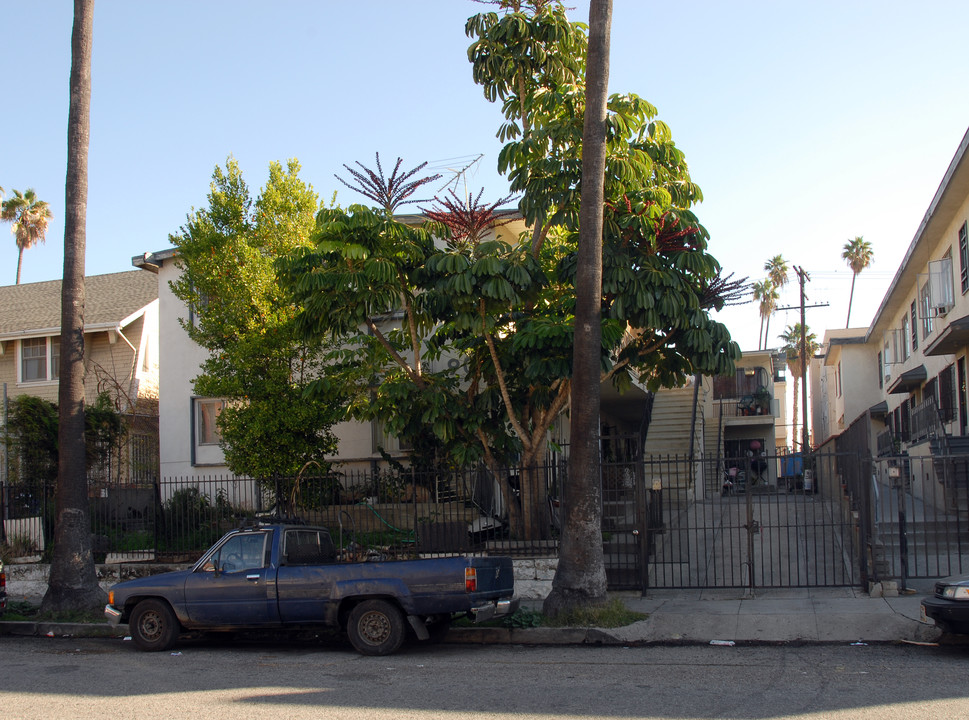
940,364 -> 956,423
19,337 -> 59,383
919,281 -> 934,339
911,301 -> 918,352
195,398 -> 225,446
202,531 -> 270,573
900,315 -> 910,361
960,222 -> 969,294
187,282 -> 212,330
930,255 -> 954,312
836,361 -> 843,398
877,351 -> 884,390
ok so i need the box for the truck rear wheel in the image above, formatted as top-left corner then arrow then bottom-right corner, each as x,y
129,599 -> 179,652
347,599 -> 405,656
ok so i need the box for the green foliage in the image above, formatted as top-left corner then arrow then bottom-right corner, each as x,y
503,607 -> 544,628
467,1 -> 741,393
456,598 -> 645,629
6,396 -> 59,487
543,597 -> 647,628
170,158 -> 344,486
279,4 -> 740,541
4,393 -> 125,489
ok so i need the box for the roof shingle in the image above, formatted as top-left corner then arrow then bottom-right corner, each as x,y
0,270 -> 157,336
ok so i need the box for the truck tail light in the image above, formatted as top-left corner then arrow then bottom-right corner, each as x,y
0,569 -> 5,592
465,567 -> 477,592
108,590 -> 114,606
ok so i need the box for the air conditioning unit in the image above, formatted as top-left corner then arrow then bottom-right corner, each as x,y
447,358 -> 461,369
936,304 -> 952,317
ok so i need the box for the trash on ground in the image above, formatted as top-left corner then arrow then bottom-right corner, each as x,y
850,642 -> 868,646
710,640 -> 735,646
900,640 -> 939,647
170,651 -> 182,656
45,632 -> 54,637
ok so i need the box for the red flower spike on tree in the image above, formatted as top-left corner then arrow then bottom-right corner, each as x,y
335,153 -> 442,214
419,188 -> 519,248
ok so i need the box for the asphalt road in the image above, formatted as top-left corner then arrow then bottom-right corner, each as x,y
1,635 -> 969,719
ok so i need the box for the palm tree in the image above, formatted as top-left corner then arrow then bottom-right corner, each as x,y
752,279 -> 779,350
544,0 -> 612,619
842,236 -> 873,328
762,255 -> 789,347
780,323 -> 818,451
42,0 -> 102,615
765,254 -> 790,290
1,188 -> 53,284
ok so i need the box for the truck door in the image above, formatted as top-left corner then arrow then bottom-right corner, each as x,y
277,528 -> 338,624
183,530 -> 278,626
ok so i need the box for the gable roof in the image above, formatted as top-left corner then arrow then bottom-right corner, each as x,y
0,270 -> 157,338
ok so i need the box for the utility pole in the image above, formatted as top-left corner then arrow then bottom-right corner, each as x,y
794,266 -> 810,453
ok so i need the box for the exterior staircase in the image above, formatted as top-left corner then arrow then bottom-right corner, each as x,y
929,435 -> 969,517
643,384 -> 700,460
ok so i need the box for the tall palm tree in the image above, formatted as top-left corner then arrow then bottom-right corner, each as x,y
842,236 -> 873,328
42,0 -> 102,615
762,255 -> 789,348
752,279 -> 778,350
1,188 -> 53,284
780,323 -> 818,451
544,0 -> 612,618
765,254 -> 790,290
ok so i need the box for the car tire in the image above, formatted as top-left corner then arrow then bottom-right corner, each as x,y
346,599 -> 406,656
129,599 -> 180,652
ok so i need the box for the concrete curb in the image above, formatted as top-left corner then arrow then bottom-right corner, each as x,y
0,621 -> 128,639
0,620 -> 944,647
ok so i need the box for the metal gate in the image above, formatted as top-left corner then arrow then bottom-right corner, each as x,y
863,454 -> 969,589
602,452 -> 861,590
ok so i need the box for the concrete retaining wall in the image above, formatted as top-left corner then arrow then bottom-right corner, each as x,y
6,557 -> 558,603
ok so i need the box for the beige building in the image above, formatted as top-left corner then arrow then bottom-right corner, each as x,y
812,126 -> 969,517
0,271 -> 158,409
0,270 -> 160,483
813,328 -> 879,450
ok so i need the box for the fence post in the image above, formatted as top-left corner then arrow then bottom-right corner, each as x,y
897,477 -> 909,592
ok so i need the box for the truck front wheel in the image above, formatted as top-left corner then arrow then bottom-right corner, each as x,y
347,599 -> 405,656
129,599 -> 180,652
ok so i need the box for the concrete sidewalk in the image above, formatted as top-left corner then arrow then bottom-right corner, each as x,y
0,587 -> 947,647
449,587 -> 945,648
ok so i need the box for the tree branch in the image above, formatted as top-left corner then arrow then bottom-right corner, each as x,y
481,302 -> 531,451
365,318 -> 426,389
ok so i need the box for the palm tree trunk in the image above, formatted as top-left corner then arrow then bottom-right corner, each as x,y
758,315 -> 765,351
544,0 -> 612,617
42,0 -> 105,614
791,381 -> 800,452
846,272 -> 857,328
15,247 -> 24,285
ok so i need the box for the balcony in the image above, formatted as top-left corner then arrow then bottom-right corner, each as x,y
716,395 -> 778,420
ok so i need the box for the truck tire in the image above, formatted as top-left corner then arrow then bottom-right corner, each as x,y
347,599 -> 406,656
129,599 -> 180,652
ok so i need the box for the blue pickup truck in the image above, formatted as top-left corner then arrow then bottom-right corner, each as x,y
104,523 -> 518,655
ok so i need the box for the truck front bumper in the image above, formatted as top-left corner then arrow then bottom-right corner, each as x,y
470,597 -> 519,623
104,604 -> 123,627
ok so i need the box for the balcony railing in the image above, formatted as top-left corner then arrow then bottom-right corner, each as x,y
717,396 -> 777,418
910,396 -> 942,443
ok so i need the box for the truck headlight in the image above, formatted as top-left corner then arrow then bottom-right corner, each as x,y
941,586 -> 969,600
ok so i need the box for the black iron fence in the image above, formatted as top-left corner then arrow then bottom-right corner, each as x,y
1,450 -> 965,595
0,462 -> 565,564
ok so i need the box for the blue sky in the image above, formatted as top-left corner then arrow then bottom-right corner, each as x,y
3,0 -> 969,352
